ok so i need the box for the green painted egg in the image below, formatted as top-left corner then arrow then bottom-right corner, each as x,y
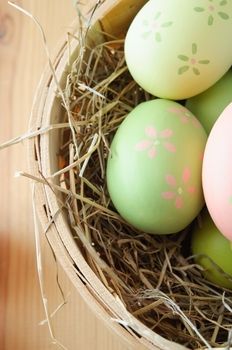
125,0 -> 232,100
106,99 -> 207,234
192,208 -> 232,289
186,69 -> 232,134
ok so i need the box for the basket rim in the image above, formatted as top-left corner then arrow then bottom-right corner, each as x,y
27,1 -> 230,349
27,18 -> 152,350
28,50 -> 169,350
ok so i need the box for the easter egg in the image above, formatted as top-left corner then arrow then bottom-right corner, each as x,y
106,99 -> 207,234
124,0 -> 232,100
192,209 -> 232,289
202,102 -> 232,241
186,69 -> 232,134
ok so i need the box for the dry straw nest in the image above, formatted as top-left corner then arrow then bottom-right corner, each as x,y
15,1 -> 232,349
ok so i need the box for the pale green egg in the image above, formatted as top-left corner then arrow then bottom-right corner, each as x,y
106,99 -> 207,234
125,0 -> 232,100
186,69 -> 232,134
192,208 -> 232,289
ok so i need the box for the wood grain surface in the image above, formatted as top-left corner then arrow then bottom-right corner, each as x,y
0,1 -> 132,349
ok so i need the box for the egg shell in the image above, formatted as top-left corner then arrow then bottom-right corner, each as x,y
202,102 -> 232,241
192,208 -> 232,289
125,0 -> 232,100
186,69 -> 232,134
106,99 -> 207,235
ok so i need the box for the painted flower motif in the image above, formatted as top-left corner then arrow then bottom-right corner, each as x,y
142,12 -> 173,42
194,0 -> 230,26
168,105 -> 201,128
162,168 -> 195,209
177,43 -> 210,76
135,126 -> 176,159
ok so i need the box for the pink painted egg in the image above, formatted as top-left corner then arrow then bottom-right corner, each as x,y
202,102 -> 232,241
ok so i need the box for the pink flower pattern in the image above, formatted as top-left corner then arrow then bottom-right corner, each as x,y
168,106 -> 201,128
135,126 -> 176,159
162,168 -> 195,209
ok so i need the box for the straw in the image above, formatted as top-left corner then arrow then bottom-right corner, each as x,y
6,1 -> 232,349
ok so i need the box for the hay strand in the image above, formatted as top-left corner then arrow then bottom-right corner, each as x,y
53,22 -> 232,349
10,1 -> 232,348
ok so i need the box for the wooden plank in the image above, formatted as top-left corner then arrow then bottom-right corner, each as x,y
0,1 -> 136,349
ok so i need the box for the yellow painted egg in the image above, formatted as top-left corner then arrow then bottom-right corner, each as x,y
125,0 -> 232,99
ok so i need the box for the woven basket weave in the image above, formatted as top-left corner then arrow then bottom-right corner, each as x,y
28,1 -> 229,349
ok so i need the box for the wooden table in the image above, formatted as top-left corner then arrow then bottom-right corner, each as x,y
0,1 -> 131,349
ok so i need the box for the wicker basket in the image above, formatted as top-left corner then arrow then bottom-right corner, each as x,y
28,1 -> 229,349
